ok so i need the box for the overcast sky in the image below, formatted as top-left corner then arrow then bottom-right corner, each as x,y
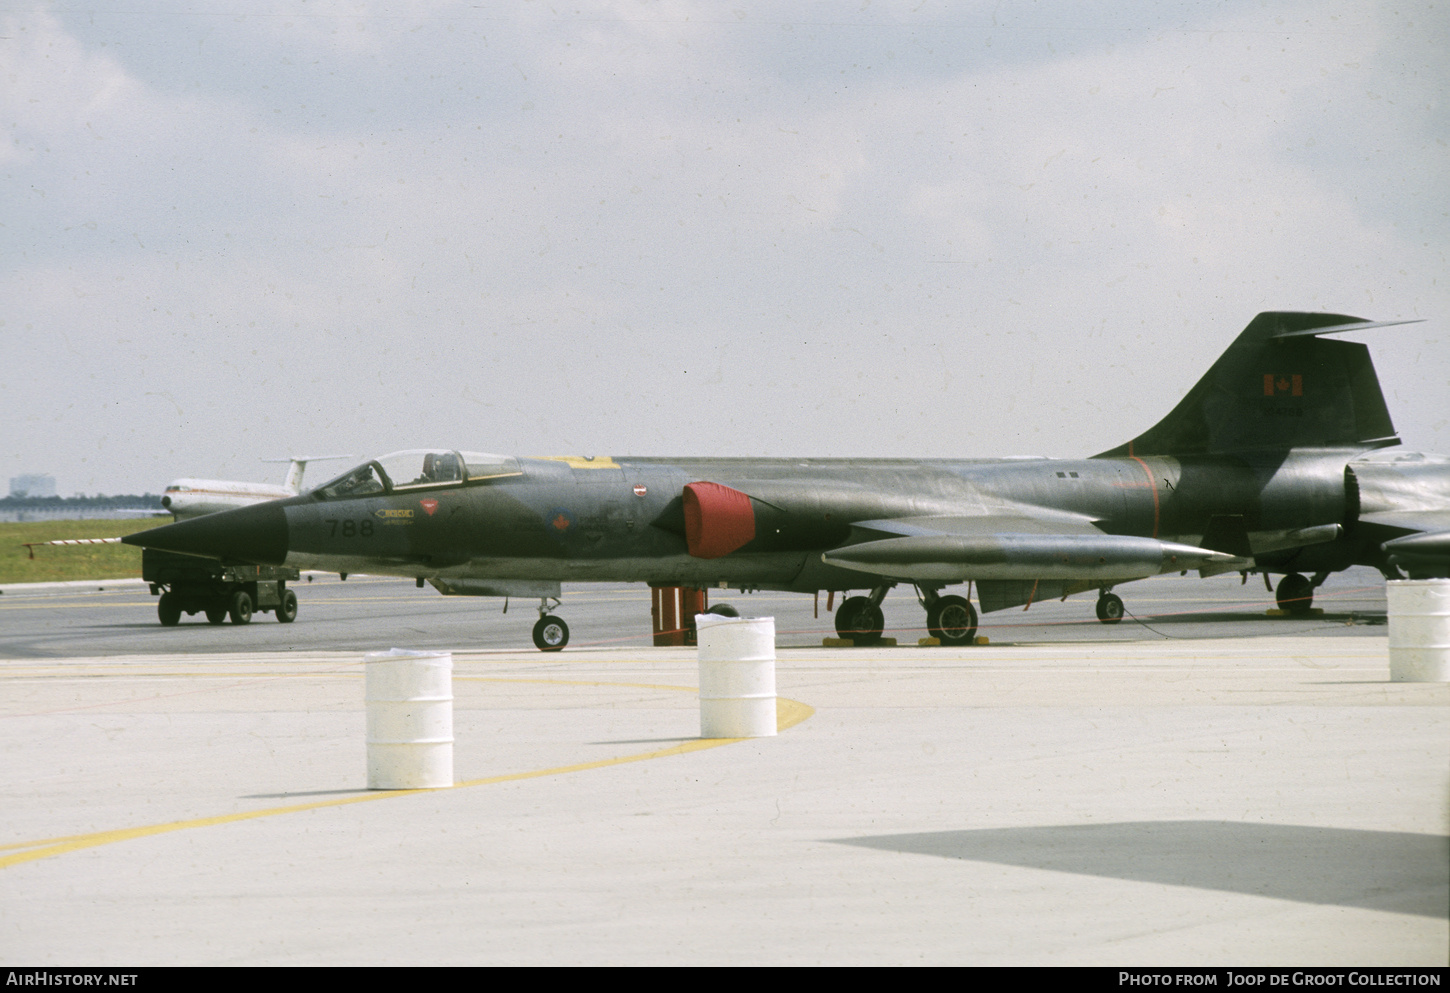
4,0 -> 1446,495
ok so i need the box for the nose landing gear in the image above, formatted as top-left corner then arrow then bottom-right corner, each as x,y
532,596 -> 569,651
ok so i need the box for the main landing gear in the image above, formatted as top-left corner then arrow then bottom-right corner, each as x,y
1274,572 -> 1326,616
532,596 -> 569,652
834,584 -> 983,647
835,585 -> 892,645
1095,590 -> 1125,624
834,595 -> 884,644
919,587 -> 978,646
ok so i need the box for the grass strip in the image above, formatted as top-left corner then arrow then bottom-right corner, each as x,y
0,519 -> 169,585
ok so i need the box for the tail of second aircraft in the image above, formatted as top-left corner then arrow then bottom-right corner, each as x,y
1094,312 -> 1412,458
261,454 -> 354,493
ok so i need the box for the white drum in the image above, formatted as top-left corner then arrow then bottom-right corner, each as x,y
365,649 -> 455,788
1387,580 -> 1450,682
695,614 -> 777,738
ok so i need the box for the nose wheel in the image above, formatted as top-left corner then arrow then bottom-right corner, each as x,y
532,596 -> 569,651
532,615 -> 569,651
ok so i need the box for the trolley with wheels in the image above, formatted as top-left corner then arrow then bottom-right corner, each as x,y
143,548 -> 301,626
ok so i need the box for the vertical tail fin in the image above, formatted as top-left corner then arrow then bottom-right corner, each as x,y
261,454 -> 354,494
1094,313 -> 1412,457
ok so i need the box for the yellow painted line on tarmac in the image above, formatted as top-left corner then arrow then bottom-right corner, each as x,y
457,676 -> 698,693
0,598 -> 153,611
1,671 -> 708,693
0,657 -> 372,717
0,685 -> 813,871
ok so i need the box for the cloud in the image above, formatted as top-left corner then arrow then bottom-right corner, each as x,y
2,1 -> 1445,492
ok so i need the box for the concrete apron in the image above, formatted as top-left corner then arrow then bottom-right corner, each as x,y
0,637 -> 1445,966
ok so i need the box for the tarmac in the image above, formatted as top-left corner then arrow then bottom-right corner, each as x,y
2,610 -> 1446,966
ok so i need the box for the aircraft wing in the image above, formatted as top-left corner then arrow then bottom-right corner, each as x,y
822,514 -> 1235,583
1359,509 -> 1450,534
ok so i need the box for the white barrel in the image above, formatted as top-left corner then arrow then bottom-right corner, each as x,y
365,649 -> 454,788
1387,580 -> 1450,682
695,614 -> 776,738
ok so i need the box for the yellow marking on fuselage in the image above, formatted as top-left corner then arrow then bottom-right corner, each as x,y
532,455 -> 620,469
0,682 -> 813,870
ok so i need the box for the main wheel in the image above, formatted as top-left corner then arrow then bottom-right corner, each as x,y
835,595 -> 884,645
690,602 -> 739,646
927,594 -> 978,645
228,590 -> 254,625
1276,573 -> 1313,615
533,614 -> 569,651
158,592 -> 182,627
204,603 -> 227,625
275,588 -> 298,623
1096,592 -> 1125,624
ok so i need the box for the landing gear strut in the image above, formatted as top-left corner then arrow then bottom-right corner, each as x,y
532,596 -> 569,651
835,583 -> 893,644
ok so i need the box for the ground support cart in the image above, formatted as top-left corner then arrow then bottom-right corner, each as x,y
143,548 -> 300,626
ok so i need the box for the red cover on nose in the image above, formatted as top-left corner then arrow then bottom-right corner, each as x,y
682,482 -> 756,558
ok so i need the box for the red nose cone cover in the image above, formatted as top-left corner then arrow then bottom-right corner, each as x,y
683,481 -> 756,559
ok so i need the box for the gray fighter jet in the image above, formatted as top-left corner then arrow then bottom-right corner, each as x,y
124,312 -> 1450,650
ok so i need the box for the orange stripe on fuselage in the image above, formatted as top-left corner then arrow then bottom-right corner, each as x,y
1127,455 -> 1160,538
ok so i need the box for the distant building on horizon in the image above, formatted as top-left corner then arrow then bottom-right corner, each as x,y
9,474 -> 57,498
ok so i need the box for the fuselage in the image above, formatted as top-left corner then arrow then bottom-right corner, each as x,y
161,478 -> 295,519
242,447 -> 1397,591
122,312 -> 1450,647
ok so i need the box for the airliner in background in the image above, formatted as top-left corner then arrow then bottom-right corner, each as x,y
19,456 -> 352,561
161,456 -> 351,519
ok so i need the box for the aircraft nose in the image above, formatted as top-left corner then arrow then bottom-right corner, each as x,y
122,500 -> 289,564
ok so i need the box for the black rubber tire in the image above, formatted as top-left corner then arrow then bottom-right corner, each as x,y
835,595 -> 884,645
276,588 -> 298,623
1276,573 -> 1313,615
228,590 -> 254,625
1096,592 -> 1125,624
927,594 -> 978,645
705,603 -> 740,617
533,614 -> 569,652
158,592 -> 182,627
205,603 -> 227,625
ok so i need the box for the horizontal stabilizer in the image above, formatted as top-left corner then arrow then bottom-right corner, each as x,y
259,454 -> 355,493
1268,318 -> 1423,338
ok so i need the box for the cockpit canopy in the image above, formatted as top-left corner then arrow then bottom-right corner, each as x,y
315,450 -> 521,499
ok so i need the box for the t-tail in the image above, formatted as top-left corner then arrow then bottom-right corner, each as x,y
1094,312 -> 1420,458
261,454 -> 353,494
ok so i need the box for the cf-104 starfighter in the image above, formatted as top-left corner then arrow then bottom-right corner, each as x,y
125,312 -> 1450,649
